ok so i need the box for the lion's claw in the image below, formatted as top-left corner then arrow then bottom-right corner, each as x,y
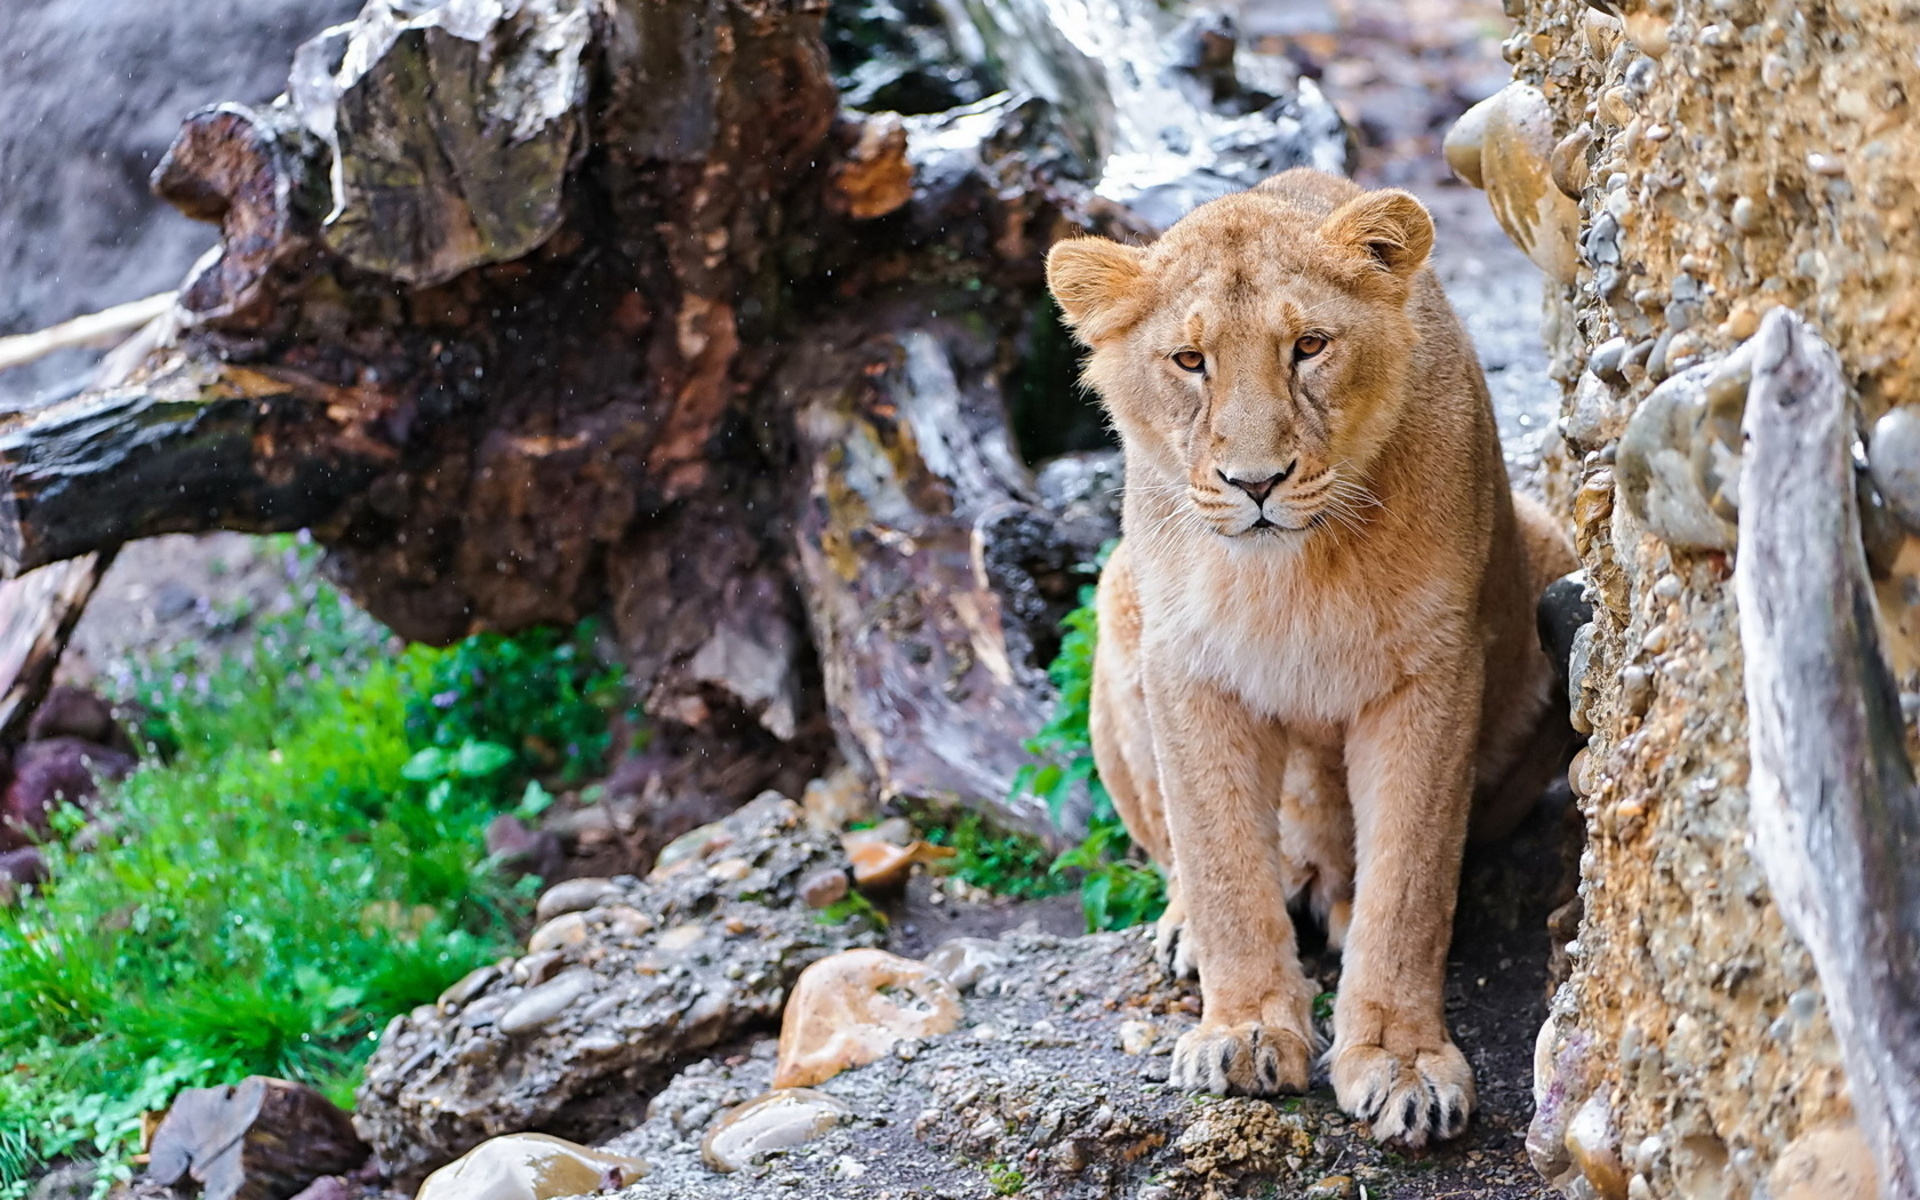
1331,1040 -> 1475,1148
1170,1022 -> 1311,1096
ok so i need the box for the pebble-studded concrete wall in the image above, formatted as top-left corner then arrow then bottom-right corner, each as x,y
1444,3 -> 1920,1198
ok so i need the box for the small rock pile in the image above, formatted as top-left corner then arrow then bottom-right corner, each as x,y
352,793 -> 883,1185
0,684 -> 137,902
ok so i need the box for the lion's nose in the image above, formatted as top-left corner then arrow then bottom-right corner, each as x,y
1218,460 -> 1296,503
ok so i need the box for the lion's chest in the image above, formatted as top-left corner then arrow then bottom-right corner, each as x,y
1139,548 -> 1428,725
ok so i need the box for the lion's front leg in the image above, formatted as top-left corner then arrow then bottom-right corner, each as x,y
1144,667 -> 1316,1097
1332,661 -> 1479,1148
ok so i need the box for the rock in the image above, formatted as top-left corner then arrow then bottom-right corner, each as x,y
1767,1121 -> 1879,1200
1443,92 -> 1497,189
414,1134 -> 647,1200
1477,83 -> 1583,285
800,768 -> 872,834
1616,353 -> 1750,553
355,794 -> 879,1186
526,912 -> 590,954
828,115 -> 913,220
146,1077 -> 368,1200
1304,1176 -> 1357,1200
772,949 -> 964,1088
1117,1019 -> 1158,1056
283,1178 -> 353,1200
922,937 -> 1010,991
842,838 -> 953,889
0,738 -> 134,852
535,877 -> 623,923
0,846 -> 46,904
26,685 -> 126,749
1868,407 -> 1920,534
699,1089 -> 853,1173
484,814 -> 564,882
1564,1092 -> 1628,1200
497,968 -> 597,1036
798,867 -> 850,909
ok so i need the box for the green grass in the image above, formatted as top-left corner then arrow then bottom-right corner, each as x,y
925,815 -> 1070,901
0,560 -> 626,1196
1008,549 -> 1169,933
984,1160 -> 1027,1195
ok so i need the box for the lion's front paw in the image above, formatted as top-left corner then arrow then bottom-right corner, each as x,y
1153,910 -> 1196,980
1170,1022 -> 1312,1096
1330,1038 -> 1475,1148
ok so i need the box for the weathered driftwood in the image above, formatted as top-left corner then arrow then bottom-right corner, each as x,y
0,0 -> 1345,831
1736,308 -> 1920,1200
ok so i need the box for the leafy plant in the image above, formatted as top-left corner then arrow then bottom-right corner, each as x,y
406,621 -> 626,784
1010,551 -> 1169,933
985,1160 -> 1027,1195
0,570 -> 630,1195
925,815 -> 1068,900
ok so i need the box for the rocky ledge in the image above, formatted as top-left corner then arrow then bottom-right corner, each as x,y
348,789 -> 1574,1200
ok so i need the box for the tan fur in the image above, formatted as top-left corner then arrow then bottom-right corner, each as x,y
1048,169 -> 1576,1148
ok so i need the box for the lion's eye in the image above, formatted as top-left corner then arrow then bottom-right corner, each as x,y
1172,350 -> 1206,373
1294,335 -> 1328,360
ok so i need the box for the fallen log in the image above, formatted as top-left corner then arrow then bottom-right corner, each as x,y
0,0 -> 1347,831
1736,308 -> 1920,1200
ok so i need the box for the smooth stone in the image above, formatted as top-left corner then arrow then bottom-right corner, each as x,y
415,1133 -> 648,1200
657,923 -> 706,952
600,904 -> 654,939
1564,1093 -> 1628,1200
799,867 -> 850,909
923,937 -> 1009,991
843,838 -> 955,889
1480,82 -> 1583,285
438,965 -> 500,1010
1304,1176 -> 1357,1200
1869,407 -> 1920,532
527,912 -> 589,954
498,969 -> 596,1036
1442,92 -> 1498,189
700,1088 -> 853,1173
773,949 -> 963,1088
1118,1019 -> 1158,1056
653,821 -> 736,875
534,877 -> 622,923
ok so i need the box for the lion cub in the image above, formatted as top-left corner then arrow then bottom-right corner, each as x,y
1045,168 -> 1574,1148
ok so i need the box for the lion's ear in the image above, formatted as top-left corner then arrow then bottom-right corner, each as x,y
1047,237 -> 1146,344
1319,189 -> 1434,279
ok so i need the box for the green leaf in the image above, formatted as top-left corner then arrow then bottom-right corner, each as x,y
450,740 -> 515,778
400,748 -> 450,782
514,781 -> 556,821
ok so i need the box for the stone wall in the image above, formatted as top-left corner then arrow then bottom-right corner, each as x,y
1449,2 -> 1920,1198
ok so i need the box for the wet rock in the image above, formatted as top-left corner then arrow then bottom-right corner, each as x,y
414,1134 -> 647,1200
355,794 -> 879,1186
772,949 -> 963,1088
699,1089 -> 853,1173
828,115 -> 913,220
1,738 -> 134,852
800,768 -> 872,834
1564,1092 -> 1628,1200
484,814 -> 564,882
535,877 -> 624,923
147,1077 -> 368,1200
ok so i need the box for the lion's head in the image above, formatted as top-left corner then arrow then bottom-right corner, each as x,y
1046,174 -> 1435,542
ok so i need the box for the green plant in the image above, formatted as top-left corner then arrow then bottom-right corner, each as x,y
925,815 -> 1068,900
814,891 -> 888,930
407,621 -> 626,784
1010,551 -> 1169,933
984,1160 -> 1027,1195
0,575 -> 629,1194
